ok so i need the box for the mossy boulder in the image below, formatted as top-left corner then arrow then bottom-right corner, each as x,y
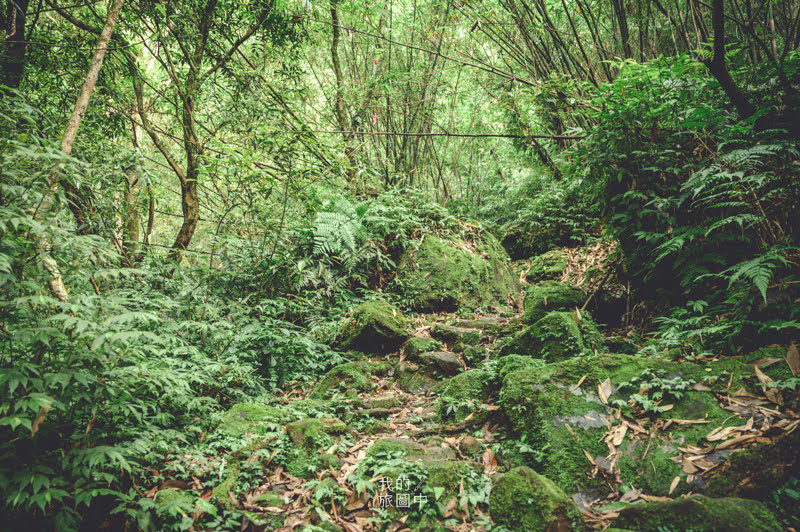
405,337 -> 442,359
395,234 -> 519,312
438,369 -> 492,421
462,345 -> 487,366
494,354 -> 543,381
396,362 -> 439,394
449,317 -> 506,336
489,467 -> 584,531
430,324 -> 482,351
526,251 -> 569,283
219,403 -> 294,435
501,311 -> 603,362
523,282 -> 585,324
340,300 -> 409,353
498,354 -> 755,496
309,361 -> 391,399
284,418 -> 349,478
609,495 -> 780,532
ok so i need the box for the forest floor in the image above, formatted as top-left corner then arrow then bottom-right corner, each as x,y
181,293 -> 799,531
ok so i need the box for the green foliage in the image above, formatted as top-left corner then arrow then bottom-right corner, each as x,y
614,369 -> 695,414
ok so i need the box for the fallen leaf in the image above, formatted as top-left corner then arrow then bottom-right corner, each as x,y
669,476 -> 680,494
754,357 -> 783,368
571,374 -> 587,391
583,450 -> 596,465
620,488 -> 642,503
598,378 -> 613,404
787,343 -> 800,376
754,365 -> 782,404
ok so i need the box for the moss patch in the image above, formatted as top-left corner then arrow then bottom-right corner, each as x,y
610,495 -> 780,532
501,311 -> 603,362
309,360 -> 391,399
523,282 -> 585,324
340,300 -> 409,353
283,418 -> 349,478
218,403 -> 294,435
489,467 -> 584,531
526,251 -> 569,283
405,337 -> 442,359
438,369 -> 492,421
430,324 -> 482,351
394,234 -> 519,312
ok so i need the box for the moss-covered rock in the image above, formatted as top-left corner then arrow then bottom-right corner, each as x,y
219,403 -> 294,435
438,369 -> 492,421
489,467 -> 584,531
494,354 -> 543,382
449,317 -> 506,336
284,418 -> 349,478
340,300 -> 409,353
498,354 -> 755,496
394,234 -> 519,312
501,311 -> 603,362
609,495 -> 780,532
405,337 -> 442,359
523,282 -> 585,324
462,345 -> 487,366
309,360 -> 391,399
396,362 -> 439,394
418,351 -> 462,376
430,324 -> 482,351
526,251 -> 569,283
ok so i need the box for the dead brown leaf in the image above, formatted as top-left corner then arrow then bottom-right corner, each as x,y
598,378 -> 613,405
787,343 -> 800,376
668,476 -> 681,495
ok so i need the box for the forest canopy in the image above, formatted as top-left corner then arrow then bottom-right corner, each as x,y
1,0 -> 799,530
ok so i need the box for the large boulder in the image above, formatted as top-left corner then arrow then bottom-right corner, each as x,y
501,311 -> 604,362
498,354 -> 758,497
523,282 -> 585,324
340,300 -> 409,353
610,495 -> 780,532
394,234 -> 520,312
489,467 -> 584,531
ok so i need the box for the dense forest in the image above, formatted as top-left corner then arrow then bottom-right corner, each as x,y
1,0 -> 799,530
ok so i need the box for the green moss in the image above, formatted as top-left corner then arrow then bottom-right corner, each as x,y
502,311 -> 602,362
610,495 -> 780,532
494,354 -> 543,381
463,345 -> 487,366
284,418 -> 349,478
438,369 -> 492,421
523,282 -> 585,324
340,300 -> 409,353
526,251 -> 569,283
405,337 -> 442,359
309,361 -> 391,399
430,324 -> 482,351
366,438 -> 428,460
395,234 -> 519,312
489,467 -> 584,531
154,489 -> 195,509
740,345 -> 796,382
396,364 -> 439,394
218,403 -> 294,435
255,492 -> 286,507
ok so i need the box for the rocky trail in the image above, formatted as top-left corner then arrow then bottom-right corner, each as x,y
151,250 -> 800,532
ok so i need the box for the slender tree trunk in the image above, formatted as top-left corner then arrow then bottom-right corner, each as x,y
704,0 -> 756,119
2,0 -> 30,88
37,0 -> 126,302
330,0 -> 357,188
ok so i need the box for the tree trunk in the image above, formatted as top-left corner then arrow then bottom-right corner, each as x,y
37,0 -> 126,302
2,0 -> 30,88
704,0 -> 756,119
